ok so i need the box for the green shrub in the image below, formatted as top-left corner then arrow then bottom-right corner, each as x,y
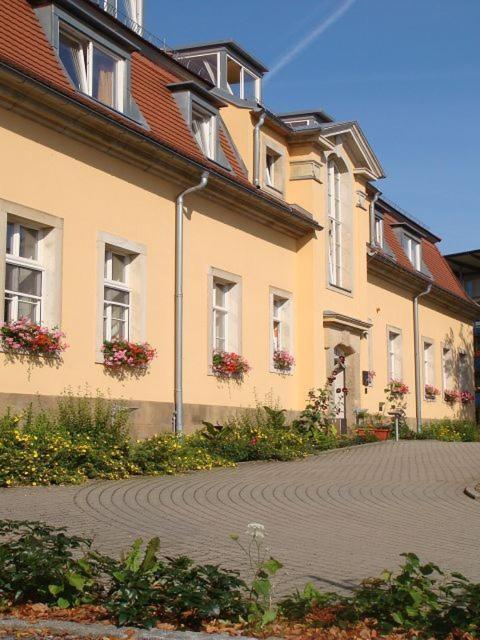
96,537 -> 248,629
417,419 -> 479,442
279,582 -> 338,620
0,520 -> 100,608
195,406 -> 315,462
131,434 -> 232,475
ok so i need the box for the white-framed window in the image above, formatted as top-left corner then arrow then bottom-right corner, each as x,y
374,215 -> 384,248
442,345 -> 454,391
177,52 -> 219,85
265,149 -> 279,188
101,0 -> 143,25
423,340 -> 434,391
404,234 -> 421,270
459,351 -> 469,390
208,268 -> 241,363
212,279 -> 230,352
103,250 -> 130,341
191,105 -> 215,159
4,222 -> 43,323
226,55 -> 260,101
96,232 -> 146,360
58,23 -> 124,110
387,328 -> 402,381
269,289 -> 293,372
328,159 -> 342,286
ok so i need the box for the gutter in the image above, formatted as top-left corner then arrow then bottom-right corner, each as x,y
253,109 -> 266,187
413,283 -> 432,433
174,171 -> 209,435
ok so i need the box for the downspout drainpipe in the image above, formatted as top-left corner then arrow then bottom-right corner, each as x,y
413,282 -> 432,433
369,191 -> 380,246
253,110 -> 266,187
174,171 -> 209,435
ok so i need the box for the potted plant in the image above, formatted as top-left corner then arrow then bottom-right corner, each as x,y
425,384 -> 440,401
357,414 -> 391,441
103,339 -> 156,369
0,318 -> 67,357
212,351 -> 250,381
273,349 -> 295,373
444,389 -> 460,404
460,390 -> 474,405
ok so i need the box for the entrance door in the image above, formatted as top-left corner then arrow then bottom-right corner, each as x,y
333,348 -> 347,434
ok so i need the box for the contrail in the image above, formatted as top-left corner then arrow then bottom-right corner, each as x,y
265,0 -> 357,82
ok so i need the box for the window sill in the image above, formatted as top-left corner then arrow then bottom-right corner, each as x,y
263,183 -> 285,198
327,282 -> 353,298
270,367 -> 294,376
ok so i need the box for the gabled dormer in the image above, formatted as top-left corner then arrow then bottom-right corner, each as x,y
174,40 -> 267,105
32,0 -> 145,123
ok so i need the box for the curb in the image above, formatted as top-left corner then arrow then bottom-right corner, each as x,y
0,618 -> 257,640
464,486 -> 480,500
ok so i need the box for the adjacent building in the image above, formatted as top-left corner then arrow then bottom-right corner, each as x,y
445,250 -> 480,417
0,0 -> 477,437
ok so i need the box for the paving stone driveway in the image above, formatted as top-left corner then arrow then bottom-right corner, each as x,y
0,441 -> 480,594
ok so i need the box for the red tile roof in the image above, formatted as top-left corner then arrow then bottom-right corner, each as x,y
0,0 -> 250,186
382,213 -> 469,301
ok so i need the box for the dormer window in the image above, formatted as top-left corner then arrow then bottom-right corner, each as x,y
226,56 -> 259,101
404,234 -> 421,270
192,105 -> 215,159
59,24 -> 123,110
175,42 -> 265,104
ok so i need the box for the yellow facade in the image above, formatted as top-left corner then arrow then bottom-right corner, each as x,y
0,6 -> 476,436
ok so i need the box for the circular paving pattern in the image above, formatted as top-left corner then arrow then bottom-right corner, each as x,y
1,441 -> 480,594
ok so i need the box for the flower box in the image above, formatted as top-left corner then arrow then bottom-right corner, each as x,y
356,426 -> 390,441
444,389 -> 460,404
460,390 -> 474,405
424,384 -> 440,400
212,351 -> 250,381
103,340 -> 156,369
273,349 -> 295,373
0,318 -> 67,357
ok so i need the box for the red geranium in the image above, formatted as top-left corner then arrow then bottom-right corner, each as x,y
212,351 -> 250,381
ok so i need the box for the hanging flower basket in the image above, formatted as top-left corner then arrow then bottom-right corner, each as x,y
460,390 -> 475,405
0,318 -> 67,357
424,384 -> 440,400
212,351 -> 250,381
273,349 -> 295,373
103,340 -> 156,369
444,389 -> 460,404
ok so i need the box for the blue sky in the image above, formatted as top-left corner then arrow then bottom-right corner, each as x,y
145,0 -> 480,253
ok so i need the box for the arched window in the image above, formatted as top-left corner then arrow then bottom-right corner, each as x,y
327,159 -> 342,286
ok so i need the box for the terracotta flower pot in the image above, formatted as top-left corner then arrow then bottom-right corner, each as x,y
373,428 -> 390,441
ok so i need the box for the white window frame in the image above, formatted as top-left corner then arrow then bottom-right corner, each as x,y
404,233 -> 421,270
96,232 -> 146,362
226,54 -> 260,101
423,339 -> 435,396
459,350 -> 469,391
0,202 -> 63,333
4,222 -> 43,324
374,215 -> 384,248
207,267 -> 242,372
102,0 -> 143,25
103,250 -> 131,342
269,287 -> 293,374
58,22 -> 124,111
212,279 -> 230,353
176,52 -> 220,86
191,104 -> 216,160
442,345 -> 454,393
387,327 -> 402,381
328,160 -> 342,287
265,150 -> 277,188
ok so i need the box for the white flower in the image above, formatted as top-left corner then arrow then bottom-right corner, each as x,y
246,522 -> 266,539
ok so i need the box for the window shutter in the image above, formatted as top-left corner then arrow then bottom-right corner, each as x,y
282,298 -> 292,353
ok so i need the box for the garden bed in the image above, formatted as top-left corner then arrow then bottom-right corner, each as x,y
0,520 -> 478,639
